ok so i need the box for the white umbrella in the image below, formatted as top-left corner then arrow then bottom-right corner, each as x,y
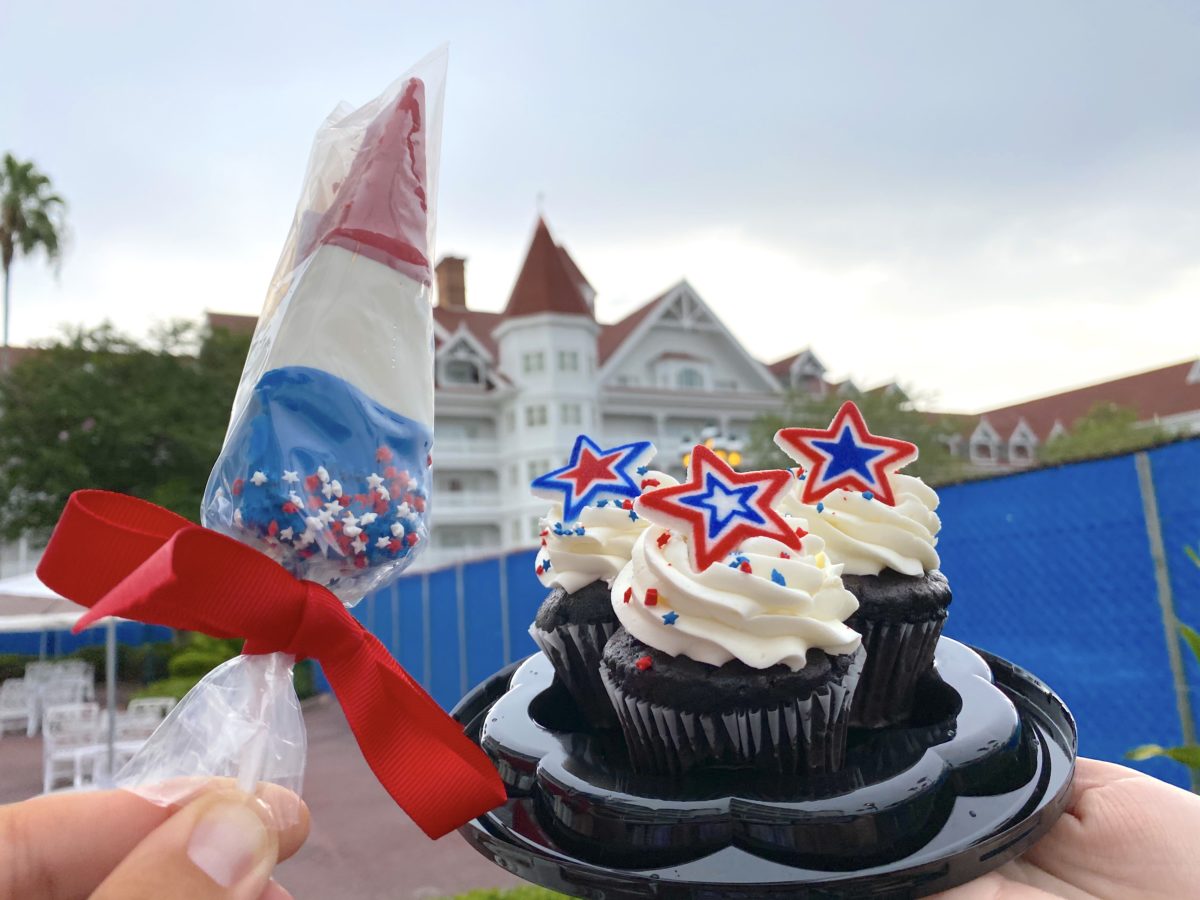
0,571 -> 122,778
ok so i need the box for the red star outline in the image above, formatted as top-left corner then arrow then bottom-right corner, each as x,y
773,401 -> 918,507
636,444 -> 801,571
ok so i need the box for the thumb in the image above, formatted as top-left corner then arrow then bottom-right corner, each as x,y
91,789 -> 280,900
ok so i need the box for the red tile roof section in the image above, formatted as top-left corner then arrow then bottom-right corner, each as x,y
977,359 -> 1200,440
767,352 -> 800,380
503,219 -> 594,318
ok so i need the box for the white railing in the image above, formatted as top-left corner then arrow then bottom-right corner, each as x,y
433,438 -> 500,456
434,493 -> 502,508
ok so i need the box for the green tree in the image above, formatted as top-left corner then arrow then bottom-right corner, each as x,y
1,153 -> 67,354
748,388 -> 966,485
0,320 -> 250,540
1040,402 -> 1170,465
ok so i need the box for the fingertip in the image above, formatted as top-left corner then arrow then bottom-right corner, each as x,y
259,879 -> 294,900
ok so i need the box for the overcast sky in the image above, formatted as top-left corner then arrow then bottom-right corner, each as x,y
3,1 -> 1197,412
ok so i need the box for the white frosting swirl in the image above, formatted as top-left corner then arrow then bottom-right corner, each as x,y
780,473 -> 941,577
536,471 -> 678,595
611,525 -> 861,671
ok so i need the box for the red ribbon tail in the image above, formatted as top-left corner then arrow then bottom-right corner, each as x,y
322,634 -> 507,838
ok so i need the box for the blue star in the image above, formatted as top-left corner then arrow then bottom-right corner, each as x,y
662,611 -> 679,625
531,435 -> 656,523
812,427 -> 885,482
679,473 -> 764,539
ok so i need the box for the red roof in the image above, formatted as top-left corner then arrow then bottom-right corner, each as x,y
767,352 -> 800,380
976,358 -> 1200,440
503,219 -> 593,318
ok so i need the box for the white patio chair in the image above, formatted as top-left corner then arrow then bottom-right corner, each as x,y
0,678 -> 30,737
125,697 -> 176,719
48,661 -> 95,702
29,678 -> 91,736
42,703 -> 101,793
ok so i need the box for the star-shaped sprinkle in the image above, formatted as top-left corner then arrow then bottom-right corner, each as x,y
662,611 -> 679,625
250,471 -> 268,487
635,655 -> 653,671
351,535 -> 367,554
376,446 -> 393,463
531,434 -> 656,523
366,473 -> 385,491
636,444 -> 801,571
359,512 -> 378,526
317,466 -> 330,483
391,522 -> 405,537
282,471 -> 300,484
279,527 -> 295,542
376,536 -> 391,549
774,401 -> 917,507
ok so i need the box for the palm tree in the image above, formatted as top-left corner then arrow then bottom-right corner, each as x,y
1,153 -> 67,361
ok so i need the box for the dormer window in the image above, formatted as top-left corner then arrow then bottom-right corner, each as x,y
677,367 -> 704,389
443,359 -> 481,385
969,420 -> 1002,465
1008,419 -> 1038,466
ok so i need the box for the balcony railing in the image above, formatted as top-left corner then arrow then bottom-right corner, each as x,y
434,492 -> 502,508
433,438 -> 500,456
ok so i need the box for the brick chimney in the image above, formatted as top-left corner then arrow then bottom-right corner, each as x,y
435,256 -> 467,309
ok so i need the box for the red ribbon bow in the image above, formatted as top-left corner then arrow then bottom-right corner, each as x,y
37,490 -> 506,838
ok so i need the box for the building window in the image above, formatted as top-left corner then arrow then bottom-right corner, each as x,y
504,410 -> 515,432
1011,444 -> 1032,463
525,404 -> 547,427
677,368 -> 704,389
616,374 -> 640,387
558,350 -> 579,372
443,359 -> 480,385
511,520 -> 522,542
972,442 -> 993,460
447,478 -> 464,493
529,517 -> 542,540
522,351 -> 545,374
527,459 -> 549,482
560,403 -> 582,426
509,464 -> 518,486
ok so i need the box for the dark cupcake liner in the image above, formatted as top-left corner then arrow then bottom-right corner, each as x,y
599,647 -> 865,776
530,621 -> 619,728
849,617 -> 946,729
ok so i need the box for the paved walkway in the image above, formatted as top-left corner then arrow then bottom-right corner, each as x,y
1,696 -> 524,899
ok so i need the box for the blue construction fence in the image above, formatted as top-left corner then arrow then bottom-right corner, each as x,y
328,436 -> 1200,789
0,623 -> 173,657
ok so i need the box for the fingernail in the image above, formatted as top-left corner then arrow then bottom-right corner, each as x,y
187,799 -> 270,888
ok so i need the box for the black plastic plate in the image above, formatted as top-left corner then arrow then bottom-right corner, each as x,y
453,638 -> 1076,898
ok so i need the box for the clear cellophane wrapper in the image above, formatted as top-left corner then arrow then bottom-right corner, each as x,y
113,48 -> 447,820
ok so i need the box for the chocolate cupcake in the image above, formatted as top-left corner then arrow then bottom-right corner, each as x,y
527,436 -> 674,727
775,402 -> 951,728
603,525 -> 864,776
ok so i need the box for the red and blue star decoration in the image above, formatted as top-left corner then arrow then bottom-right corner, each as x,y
773,401 -> 918,507
531,435 -> 656,523
636,444 -> 801,571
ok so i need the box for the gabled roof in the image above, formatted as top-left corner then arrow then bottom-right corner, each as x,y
432,307 -> 504,359
598,289 -> 671,364
976,358 -> 1200,441
503,218 -> 594,318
